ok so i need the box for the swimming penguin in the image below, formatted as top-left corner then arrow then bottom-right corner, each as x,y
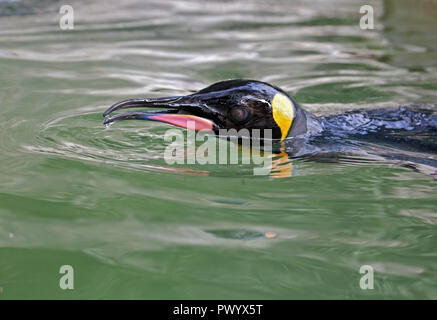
103,79 -> 437,170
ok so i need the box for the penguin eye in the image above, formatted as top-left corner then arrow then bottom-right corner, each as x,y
229,106 -> 249,123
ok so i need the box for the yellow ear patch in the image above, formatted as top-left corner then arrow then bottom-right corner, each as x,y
272,93 -> 294,141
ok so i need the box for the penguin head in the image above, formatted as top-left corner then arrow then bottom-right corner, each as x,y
103,79 -> 301,141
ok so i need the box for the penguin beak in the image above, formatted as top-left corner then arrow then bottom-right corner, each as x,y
102,96 -> 216,131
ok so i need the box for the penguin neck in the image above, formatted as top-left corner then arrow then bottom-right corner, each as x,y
286,104 -> 323,138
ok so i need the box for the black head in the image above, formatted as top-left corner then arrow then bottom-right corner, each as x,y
103,79 -> 303,141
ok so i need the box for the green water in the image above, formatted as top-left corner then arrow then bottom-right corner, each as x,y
0,0 -> 436,299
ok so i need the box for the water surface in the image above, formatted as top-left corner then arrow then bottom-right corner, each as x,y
0,0 -> 436,299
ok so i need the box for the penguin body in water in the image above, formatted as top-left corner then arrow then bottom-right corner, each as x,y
103,79 -> 437,174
